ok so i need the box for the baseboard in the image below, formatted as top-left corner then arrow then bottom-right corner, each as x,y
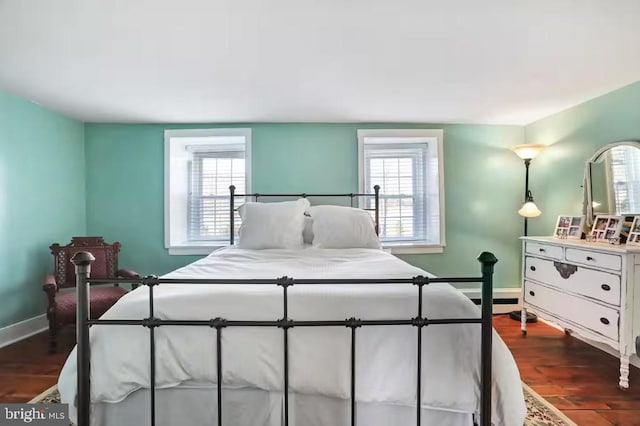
0,314 -> 48,349
538,318 -> 640,369
459,288 -> 521,314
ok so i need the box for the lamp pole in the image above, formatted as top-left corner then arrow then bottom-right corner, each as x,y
510,158 -> 538,324
510,144 -> 545,325
524,158 -> 531,236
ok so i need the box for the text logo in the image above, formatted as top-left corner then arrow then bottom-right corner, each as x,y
0,405 -> 68,426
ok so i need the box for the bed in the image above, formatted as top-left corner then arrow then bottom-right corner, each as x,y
57,189 -> 526,426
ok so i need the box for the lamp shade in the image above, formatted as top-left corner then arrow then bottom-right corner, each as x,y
518,190 -> 542,218
518,201 -> 542,218
512,143 -> 545,160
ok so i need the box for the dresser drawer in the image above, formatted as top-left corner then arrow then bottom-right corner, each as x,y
524,256 -> 621,306
524,241 -> 563,260
566,247 -> 622,272
524,281 -> 619,341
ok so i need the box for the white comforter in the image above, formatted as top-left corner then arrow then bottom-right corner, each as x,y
59,247 -> 526,425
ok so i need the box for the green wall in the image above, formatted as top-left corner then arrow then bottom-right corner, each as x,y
0,92 -> 85,328
85,123 -> 525,288
525,81 -> 640,235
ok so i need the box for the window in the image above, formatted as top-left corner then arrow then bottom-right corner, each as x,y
165,129 -> 251,254
358,129 -> 444,253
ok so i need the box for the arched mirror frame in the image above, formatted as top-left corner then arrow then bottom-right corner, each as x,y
583,140 -> 640,226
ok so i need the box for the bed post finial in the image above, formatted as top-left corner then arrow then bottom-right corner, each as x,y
477,251 -> 498,269
373,185 -> 380,236
71,251 -> 95,426
477,251 -> 497,426
229,185 -> 236,245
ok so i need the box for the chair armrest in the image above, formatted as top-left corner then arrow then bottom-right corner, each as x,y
117,268 -> 141,279
117,268 -> 141,290
43,275 -> 57,307
43,274 -> 57,294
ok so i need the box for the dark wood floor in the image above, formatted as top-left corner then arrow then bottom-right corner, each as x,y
497,315 -> 640,425
2,316 -> 640,425
0,327 -> 73,403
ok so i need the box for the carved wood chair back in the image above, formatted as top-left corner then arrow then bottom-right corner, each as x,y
49,237 -> 121,290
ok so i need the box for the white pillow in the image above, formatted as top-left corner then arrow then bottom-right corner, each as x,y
238,199 -> 311,249
307,205 -> 381,249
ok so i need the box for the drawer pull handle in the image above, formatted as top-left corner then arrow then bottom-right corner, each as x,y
530,266 -> 537,272
553,261 -> 578,279
529,290 -> 535,296
539,248 -> 546,253
586,256 -> 594,261
600,317 -> 610,325
601,284 -> 611,291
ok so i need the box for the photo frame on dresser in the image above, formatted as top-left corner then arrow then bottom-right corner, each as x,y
553,215 -> 584,239
626,216 -> 640,246
590,214 -> 624,243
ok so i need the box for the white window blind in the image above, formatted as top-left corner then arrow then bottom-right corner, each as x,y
365,145 -> 427,241
610,145 -> 640,214
358,130 -> 444,249
188,149 -> 245,241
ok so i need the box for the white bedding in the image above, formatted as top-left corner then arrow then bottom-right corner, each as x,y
58,247 -> 526,425
92,386 -> 475,426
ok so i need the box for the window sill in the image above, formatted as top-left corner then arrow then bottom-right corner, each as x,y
167,244 -> 230,255
383,244 -> 445,255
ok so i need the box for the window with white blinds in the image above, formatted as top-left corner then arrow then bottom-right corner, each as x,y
165,129 -> 251,254
609,145 -> 640,214
188,149 -> 245,241
358,129 -> 444,251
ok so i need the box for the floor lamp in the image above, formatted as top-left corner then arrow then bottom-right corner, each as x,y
510,143 -> 544,323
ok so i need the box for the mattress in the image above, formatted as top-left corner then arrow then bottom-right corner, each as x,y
58,246 -> 526,425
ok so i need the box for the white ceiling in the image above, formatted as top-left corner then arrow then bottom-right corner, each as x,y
0,0 -> 639,125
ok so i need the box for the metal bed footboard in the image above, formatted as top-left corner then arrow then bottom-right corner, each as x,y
72,251 -> 497,426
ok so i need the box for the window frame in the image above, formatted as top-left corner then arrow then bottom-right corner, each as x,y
357,129 -> 445,254
165,128 -> 252,255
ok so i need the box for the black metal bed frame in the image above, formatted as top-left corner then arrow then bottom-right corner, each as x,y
72,187 -> 496,426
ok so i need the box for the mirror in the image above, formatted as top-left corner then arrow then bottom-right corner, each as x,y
584,141 -> 640,226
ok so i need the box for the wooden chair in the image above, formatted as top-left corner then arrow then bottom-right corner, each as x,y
43,237 -> 140,353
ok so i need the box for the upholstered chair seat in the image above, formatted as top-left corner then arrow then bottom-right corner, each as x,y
51,286 -> 128,327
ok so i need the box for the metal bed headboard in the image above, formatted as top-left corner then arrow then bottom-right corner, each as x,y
228,184 -> 381,245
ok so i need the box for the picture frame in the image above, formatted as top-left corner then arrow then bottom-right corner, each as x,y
590,214 -> 624,243
626,216 -> 640,246
553,215 -> 584,240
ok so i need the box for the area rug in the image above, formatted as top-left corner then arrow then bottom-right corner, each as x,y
30,383 -> 576,425
522,383 -> 577,426
28,384 -> 60,404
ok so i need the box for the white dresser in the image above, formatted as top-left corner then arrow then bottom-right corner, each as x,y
520,236 -> 640,388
